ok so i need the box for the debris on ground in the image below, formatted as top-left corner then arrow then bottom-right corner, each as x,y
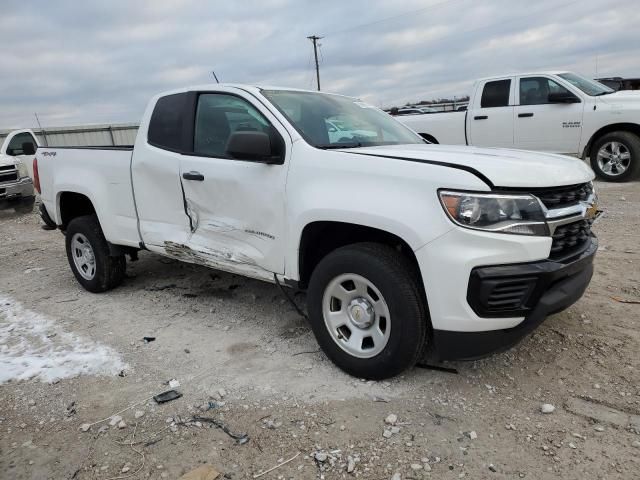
610,296 -> 640,304
253,452 -> 300,478
153,389 -> 182,404
178,465 -> 220,480
109,415 -> 123,426
143,336 -> 156,343
541,403 -> 556,414
192,415 -> 249,445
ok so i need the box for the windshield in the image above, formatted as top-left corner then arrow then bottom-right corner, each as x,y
558,72 -> 614,96
261,90 -> 424,149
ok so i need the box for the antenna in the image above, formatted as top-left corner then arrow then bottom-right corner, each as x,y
211,71 -> 220,83
34,112 -> 49,147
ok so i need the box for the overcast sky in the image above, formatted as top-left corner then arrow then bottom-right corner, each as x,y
1,0 -> 638,129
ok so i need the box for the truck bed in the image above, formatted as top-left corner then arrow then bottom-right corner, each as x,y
399,111 -> 467,145
36,146 -> 140,247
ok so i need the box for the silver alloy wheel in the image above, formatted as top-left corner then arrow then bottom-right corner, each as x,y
71,233 -> 96,280
322,273 -> 391,359
596,141 -> 631,176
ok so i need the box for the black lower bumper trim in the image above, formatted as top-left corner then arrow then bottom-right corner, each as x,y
433,236 -> 597,361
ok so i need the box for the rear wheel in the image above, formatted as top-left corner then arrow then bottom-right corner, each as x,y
307,243 -> 427,379
590,131 -> 640,182
65,215 -> 125,292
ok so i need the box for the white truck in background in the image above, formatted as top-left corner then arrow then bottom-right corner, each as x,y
399,71 -> 640,182
36,84 -> 598,379
0,129 -> 38,213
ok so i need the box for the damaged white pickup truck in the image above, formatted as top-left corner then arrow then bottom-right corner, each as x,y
36,85 -> 599,379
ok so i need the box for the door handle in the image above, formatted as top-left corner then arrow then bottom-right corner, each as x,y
518,113 -> 534,118
182,171 -> 204,181
474,115 -> 488,120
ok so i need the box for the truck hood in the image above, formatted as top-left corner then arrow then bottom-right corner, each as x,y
0,153 -> 18,168
597,90 -> 640,104
341,144 -> 594,188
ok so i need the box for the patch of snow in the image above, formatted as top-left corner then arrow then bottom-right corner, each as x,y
0,295 -> 126,384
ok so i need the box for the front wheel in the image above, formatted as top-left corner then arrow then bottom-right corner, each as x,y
590,131 -> 640,182
307,243 -> 427,379
65,215 -> 126,292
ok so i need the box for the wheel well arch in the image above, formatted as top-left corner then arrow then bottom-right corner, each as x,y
58,191 -> 96,230
583,123 -> 640,158
418,133 -> 439,144
297,221 -> 424,292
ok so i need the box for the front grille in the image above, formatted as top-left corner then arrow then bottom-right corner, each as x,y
533,183 -> 593,209
0,172 -> 18,183
485,279 -> 537,312
0,165 -> 16,172
550,219 -> 592,260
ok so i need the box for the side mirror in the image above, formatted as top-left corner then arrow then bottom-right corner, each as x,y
225,131 -> 282,164
22,142 -> 37,155
548,92 -> 580,104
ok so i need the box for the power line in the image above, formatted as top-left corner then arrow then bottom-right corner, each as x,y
323,0 -> 463,36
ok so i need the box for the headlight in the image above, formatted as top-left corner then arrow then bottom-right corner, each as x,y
439,190 -> 549,236
16,160 -> 29,179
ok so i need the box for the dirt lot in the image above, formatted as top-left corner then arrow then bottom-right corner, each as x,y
1,180 -> 639,480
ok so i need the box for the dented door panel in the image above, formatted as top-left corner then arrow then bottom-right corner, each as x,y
177,157 -> 287,276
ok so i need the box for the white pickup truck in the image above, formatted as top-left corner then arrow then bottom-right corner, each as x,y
0,129 -> 38,213
36,85 -> 599,378
399,71 -> 640,182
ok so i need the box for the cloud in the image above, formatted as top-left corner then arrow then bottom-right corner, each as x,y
0,0 -> 638,128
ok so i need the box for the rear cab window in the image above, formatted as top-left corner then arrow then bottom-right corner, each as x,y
480,79 -> 512,108
147,93 -> 192,152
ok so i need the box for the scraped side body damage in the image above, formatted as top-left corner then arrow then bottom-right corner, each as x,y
163,241 -> 274,281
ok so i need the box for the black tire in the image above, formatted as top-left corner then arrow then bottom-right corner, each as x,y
65,215 -> 125,293
590,131 -> 640,182
307,242 -> 427,379
14,197 -> 35,214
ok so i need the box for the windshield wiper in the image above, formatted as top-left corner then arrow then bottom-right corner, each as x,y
594,91 -> 613,96
316,142 -> 363,149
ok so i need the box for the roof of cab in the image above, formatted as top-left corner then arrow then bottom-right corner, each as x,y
153,83 -> 355,100
474,71 -> 570,83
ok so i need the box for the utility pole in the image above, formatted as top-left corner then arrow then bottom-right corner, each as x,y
307,35 -> 322,91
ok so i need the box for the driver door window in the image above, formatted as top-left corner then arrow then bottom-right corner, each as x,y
519,77 -> 573,105
194,94 -> 274,158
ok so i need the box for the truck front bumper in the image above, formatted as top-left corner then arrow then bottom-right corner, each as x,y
0,177 -> 35,209
431,236 -> 597,361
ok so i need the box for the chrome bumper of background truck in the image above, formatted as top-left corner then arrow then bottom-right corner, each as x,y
0,177 -> 35,207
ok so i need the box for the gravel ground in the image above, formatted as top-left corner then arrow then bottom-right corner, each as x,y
1,179 -> 639,480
